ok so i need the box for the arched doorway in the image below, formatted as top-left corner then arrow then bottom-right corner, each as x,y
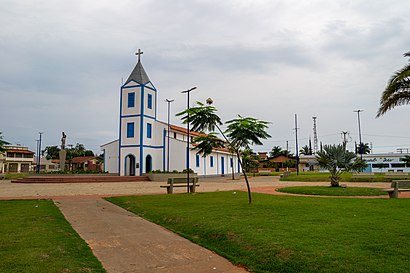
125,154 -> 136,176
145,155 -> 152,173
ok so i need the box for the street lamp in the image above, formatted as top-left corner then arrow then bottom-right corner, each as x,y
354,110 -> 363,160
36,132 -> 43,173
181,86 -> 197,193
165,99 -> 174,172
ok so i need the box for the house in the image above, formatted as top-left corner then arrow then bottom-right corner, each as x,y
0,146 -> 35,173
101,50 -> 240,176
38,157 -> 59,172
259,154 -> 296,172
68,156 -> 102,172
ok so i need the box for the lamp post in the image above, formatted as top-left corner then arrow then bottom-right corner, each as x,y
181,86 -> 197,193
165,99 -> 174,172
354,110 -> 363,160
36,132 -> 43,173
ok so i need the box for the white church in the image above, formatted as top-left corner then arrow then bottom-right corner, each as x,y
101,51 -> 241,177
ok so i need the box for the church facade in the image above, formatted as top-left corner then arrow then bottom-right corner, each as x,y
101,52 -> 241,176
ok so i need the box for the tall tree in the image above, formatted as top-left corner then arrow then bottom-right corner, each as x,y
44,146 -> 61,160
316,144 -> 367,187
377,51 -> 410,117
299,145 -> 312,155
270,146 -> 293,157
177,102 -> 271,203
0,132 -> 10,153
357,143 -> 371,155
270,146 -> 283,157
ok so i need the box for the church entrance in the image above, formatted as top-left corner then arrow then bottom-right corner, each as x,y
125,154 -> 136,176
145,155 -> 152,173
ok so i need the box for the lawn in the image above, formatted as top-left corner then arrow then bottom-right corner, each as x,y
107,192 -> 410,273
279,172 -> 399,182
0,200 -> 106,273
277,186 -> 388,196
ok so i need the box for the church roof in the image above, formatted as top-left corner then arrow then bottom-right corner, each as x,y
126,60 -> 151,85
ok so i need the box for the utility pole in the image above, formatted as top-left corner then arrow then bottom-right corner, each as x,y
341,131 -> 349,150
354,110 -> 363,160
294,114 -> 299,175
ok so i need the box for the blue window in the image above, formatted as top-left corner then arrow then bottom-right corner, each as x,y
147,123 -> 152,139
230,158 -> 233,167
127,122 -> 134,138
128,92 -> 135,108
210,156 -> 214,167
196,154 -> 200,167
147,94 -> 152,109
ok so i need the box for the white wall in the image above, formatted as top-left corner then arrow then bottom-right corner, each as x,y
101,140 -> 119,174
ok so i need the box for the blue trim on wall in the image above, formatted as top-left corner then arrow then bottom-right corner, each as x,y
139,85 -> 145,176
155,87 -> 157,119
120,144 -> 164,149
118,87 -> 123,175
120,114 -> 156,120
203,156 -> 206,175
163,129 -> 166,171
221,156 -> 225,175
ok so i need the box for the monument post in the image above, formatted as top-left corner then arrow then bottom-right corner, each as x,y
59,132 -> 67,172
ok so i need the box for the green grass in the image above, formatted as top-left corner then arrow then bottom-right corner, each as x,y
0,200 -> 106,273
4,173 -> 28,180
277,186 -> 388,196
107,192 -> 410,273
279,172 -> 404,182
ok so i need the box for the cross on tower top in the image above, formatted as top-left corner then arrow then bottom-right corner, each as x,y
135,49 -> 143,62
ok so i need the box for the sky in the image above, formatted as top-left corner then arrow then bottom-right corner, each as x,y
1,0 -> 410,155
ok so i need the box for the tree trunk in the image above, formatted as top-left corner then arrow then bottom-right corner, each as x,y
216,125 -> 252,204
330,175 -> 339,187
231,155 -> 235,180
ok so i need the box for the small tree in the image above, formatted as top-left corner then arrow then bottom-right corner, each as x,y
0,132 -> 10,153
400,155 -> 410,167
177,102 -> 271,203
316,144 -> 367,187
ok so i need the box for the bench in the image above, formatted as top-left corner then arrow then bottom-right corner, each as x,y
280,171 -> 291,178
384,180 -> 410,198
384,172 -> 408,179
258,169 -> 271,176
160,177 -> 199,194
351,172 -> 374,181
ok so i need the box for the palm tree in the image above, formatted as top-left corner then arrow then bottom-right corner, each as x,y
400,155 -> 410,167
316,144 -> 367,187
177,102 -> 271,203
0,132 -> 10,153
299,145 -> 312,155
270,146 -> 293,157
357,143 -> 371,155
377,52 -> 410,117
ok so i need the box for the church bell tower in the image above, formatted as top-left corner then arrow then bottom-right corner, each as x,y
119,50 -> 158,176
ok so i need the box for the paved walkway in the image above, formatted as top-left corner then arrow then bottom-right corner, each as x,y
55,197 -> 247,273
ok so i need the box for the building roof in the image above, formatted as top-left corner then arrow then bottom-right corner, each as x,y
70,156 -> 97,163
6,149 -> 34,155
170,124 -> 204,137
126,60 -> 151,85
